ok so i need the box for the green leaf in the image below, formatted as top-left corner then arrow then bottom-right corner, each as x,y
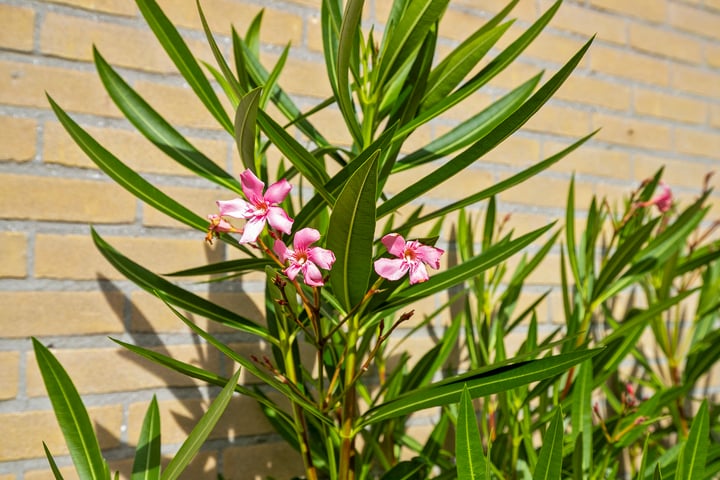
90,229 -> 272,343
677,400 -> 709,480
93,49 -> 241,193
456,385 -> 488,480
327,151 -> 379,311
533,407 -> 564,480
131,396 -> 161,480
136,0 -> 233,132
160,369 -> 242,480
336,0 -> 364,145
32,339 -> 107,480
570,360 -> 592,474
48,96 -> 209,232
165,258 -> 274,277
379,36 -> 594,218
43,443 -> 67,480
259,43 -> 289,109
235,88 -> 262,173
362,348 -> 600,426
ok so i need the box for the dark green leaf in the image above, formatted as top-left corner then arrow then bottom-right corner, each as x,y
336,0 -> 364,145
533,408 -> 564,480
456,386 -> 488,479
43,442 -> 66,480
235,88 -> 262,173
677,400 -> 709,480
132,397 -> 161,480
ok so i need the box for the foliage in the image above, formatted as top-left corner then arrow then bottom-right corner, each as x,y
34,0 -> 719,479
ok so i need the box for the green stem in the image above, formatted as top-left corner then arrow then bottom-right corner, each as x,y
338,313 -> 360,480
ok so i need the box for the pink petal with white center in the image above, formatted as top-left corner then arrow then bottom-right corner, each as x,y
416,245 -> 444,269
285,263 -> 302,281
217,198 -> 251,218
266,206 -> 293,234
308,247 -> 335,270
374,258 -> 409,281
302,262 -> 325,286
408,262 -> 430,285
381,233 -> 406,258
264,179 -> 292,204
294,228 -> 321,251
240,170 -> 265,203
273,239 -> 290,262
239,217 -> 266,243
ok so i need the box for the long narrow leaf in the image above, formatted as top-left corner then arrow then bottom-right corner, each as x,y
235,88 -> 262,173
33,339 -> 107,480
456,385 -> 488,479
336,0 -> 364,145
131,396 -> 161,480
533,408 -> 564,480
160,369 -> 242,480
677,400 -> 709,480
136,0 -> 233,132
43,442 -> 67,480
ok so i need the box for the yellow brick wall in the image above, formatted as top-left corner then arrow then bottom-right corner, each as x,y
1,0 -> 719,478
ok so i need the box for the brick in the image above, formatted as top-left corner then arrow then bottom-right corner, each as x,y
590,46 -> 670,87
0,352 -> 19,400
671,65 -> 720,98
26,344 -> 221,396
129,290 -> 265,333
545,141 -> 632,179
589,0 -> 667,23
41,0 -> 137,16
592,113 -> 673,151
0,4 -> 34,52
555,75 -> 631,111
669,3 -> 720,40
540,0 -> 626,44
634,155 -> 712,188
0,231 -> 27,278
0,474 -> 15,480
306,14 -> 323,52
524,104 -> 592,138
711,104 -> 720,128
492,61 -> 542,91
40,13 -> 180,74
499,175 -> 594,209
155,0 -> 302,46
262,54 -> 333,99
709,0 -> 720,10
629,23 -> 704,64
525,31 -> 591,67
506,253 -> 562,286
675,128 -> 720,159
0,406 -> 122,461
384,163 -> 494,203
0,60 -> 118,117
128,395 -> 274,446
308,107 -> 354,147
0,116 -> 36,162
448,0 -> 538,21
142,185 -> 225,228
706,43 -> 720,69
0,174 -> 136,223
634,89 -> 707,124
133,80 -> 226,130
0,291 -> 125,338
482,135 -> 541,167
34,234 -> 223,280
43,122 -> 228,175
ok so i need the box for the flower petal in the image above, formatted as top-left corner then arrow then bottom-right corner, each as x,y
285,263 -> 302,281
301,262 -> 325,287
416,245 -> 444,269
239,217 -> 266,243
273,239 -> 290,262
374,258 -> 408,281
217,198 -> 250,218
307,246 -> 335,270
381,233 -> 406,258
264,179 -> 292,204
408,262 -> 429,285
266,206 -> 294,234
294,227 -> 321,251
239,170 -> 265,204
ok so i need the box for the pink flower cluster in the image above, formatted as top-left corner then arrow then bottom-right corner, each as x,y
208,170 -> 445,287
637,181 -> 673,213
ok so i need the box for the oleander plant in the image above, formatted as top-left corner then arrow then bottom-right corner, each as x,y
34,0 -> 719,478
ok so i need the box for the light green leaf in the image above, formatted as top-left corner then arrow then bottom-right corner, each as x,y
677,400 -> 709,480
570,360 -> 592,474
327,151 -> 379,311
456,386 -> 488,480
32,339 -> 107,480
160,369 -> 242,480
48,96 -> 209,232
136,0 -> 232,132
131,396 -> 161,480
335,0 -> 364,145
533,407 -> 564,480
362,348 -> 600,426
235,88 -> 262,173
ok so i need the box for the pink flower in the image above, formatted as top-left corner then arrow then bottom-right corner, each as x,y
374,233 -> 444,285
638,182 -> 672,213
217,170 -> 293,243
205,214 -> 236,244
274,228 -> 335,287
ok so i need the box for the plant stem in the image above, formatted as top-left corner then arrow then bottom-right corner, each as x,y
338,313 -> 360,480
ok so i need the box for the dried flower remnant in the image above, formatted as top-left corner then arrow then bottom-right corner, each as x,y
637,181 -> 673,213
374,233 -> 444,285
274,227 -> 336,287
